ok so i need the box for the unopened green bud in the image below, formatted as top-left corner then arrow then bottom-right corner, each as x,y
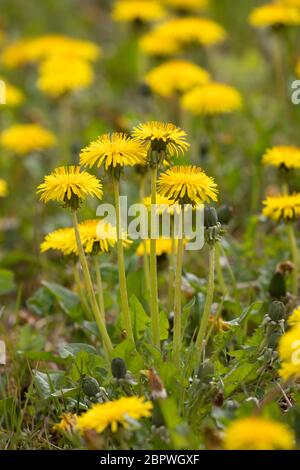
204,206 -> 219,228
82,376 -> 101,398
217,205 -> 233,225
111,357 -> 127,379
269,272 -> 286,298
267,301 -> 286,322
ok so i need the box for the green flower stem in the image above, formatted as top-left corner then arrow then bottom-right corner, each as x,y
195,244 -> 216,355
112,177 -> 135,345
150,166 -> 161,349
73,262 -> 93,321
167,219 -> 176,315
71,210 -> 113,358
139,174 -> 151,296
215,242 -> 228,297
287,222 -> 299,296
173,235 -> 184,368
94,256 -> 105,321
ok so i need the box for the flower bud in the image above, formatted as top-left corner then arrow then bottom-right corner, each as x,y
267,300 -> 286,322
217,205 -> 233,225
269,272 -> 286,298
82,376 -> 101,398
204,206 -> 219,228
111,357 -> 127,379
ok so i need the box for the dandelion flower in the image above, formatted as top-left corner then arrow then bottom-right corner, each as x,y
144,60 -> 210,98
132,121 -> 189,158
0,79 -> 25,107
136,238 -> 179,256
161,0 -> 208,13
0,124 -> 56,155
262,193 -> 300,221
79,219 -> 130,253
40,227 -> 77,256
37,57 -> 94,97
149,17 -> 226,48
224,417 -> 294,450
37,166 -> 103,206
76,396 -> 152,433
249,2 -> 300,27
181,82 -> 242,116
112,1 -> 167,23
0,179 -> 8,197
53,413 -> 77,434
80,133 -> 147,171
139,31 -> 182,57
288,306 -> 300,326
262,145 -> 300,169
1,39 -> 33,68
143,193 -> 180,214
278,324 -> 300,380
157,165 -> 218,205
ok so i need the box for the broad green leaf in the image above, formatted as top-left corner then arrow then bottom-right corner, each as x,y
113,338 -> 144,373
59,342 -> 97,359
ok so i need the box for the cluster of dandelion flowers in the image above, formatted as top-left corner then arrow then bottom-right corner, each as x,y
262,145 -> 300,169
262,193 -> 300,221
157,166 -> 218,205
132,121 -> 189,161
0,124 -> 57,155
223,416 -> 294,450
0,79 -> 25,107
278,324 -> 300,380
161,0 -> 208,13
0,179 -> 8,197
144,60 -> 210,98
37,166 -> 103,206
112,0 -> 167,23
80,133 -> 147,172
1,35 -> 100,68
76,396 -> 153,434
37,56 -> 95,98
181,82 -> 242,116
288,305 -> 300,326
249,2 -> 300,27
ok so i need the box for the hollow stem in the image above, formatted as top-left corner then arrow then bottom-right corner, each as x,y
73,262 -> 93,321
173,235 -> 184,368
195,244 -> 216,355
112,177 -> 135,345
167,218 -> 176,315
71,210 -> 113,358
149,166 -> 160,349
287,222 -> 299,296
139,173 -> 151,296
215,242 -> 228,297
94,256 -> 105,321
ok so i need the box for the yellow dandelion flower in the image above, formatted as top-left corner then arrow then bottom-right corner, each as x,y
0,79 -> 25,107
144,60 -> 210,98
37,56 -> 94,98
161,0 -> 208,13
157,165 -> 218,205
80,133 -> 147,171
79,219 -> 130,253
37,166 -> 103,205
262,193 -> 300,221
1,35 -> 100,68
112,0 -> 167,23
139,31 -> 182,56
149,17 -> 226,48
136,238 -> 182,256
0,124 -> 56,155
249,2 -> 300,27
76,396 -> 153,434
262,145 -> 300,169
0,179 -> 8,197
288,306 -> 300,326
181,82 -> 242,116
53,413 -> 77,433
143,193 -> 181,214
224,417 -> 294,450
40,227 -> 77,256
278,324 -> 300,380
132,121 -> 189,159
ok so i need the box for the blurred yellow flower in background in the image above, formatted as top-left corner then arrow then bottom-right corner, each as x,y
224,416 -> 294,450
112,0 -> 167,23
288,306 -> 300,326
157,165 -> 218,205
80,133 -> 147,170
136,238 -> 178,256
40,227 -> 76,255
0,179 -> 8,197
0,78 -> 25,107
144,60 -> 210,97
37,56 -> 95,97
181,82 -> 242,116
139,31 -> 182,56
262,145 -> 300,169
262,193 -> 300,221
53,413 -> 77,434
161,0 -> 208,13
76,396 -> 152,433
37,166 -> 103,204
249,2 -> 300,27
278,324 -> 300,380
0,124 -> 56,155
